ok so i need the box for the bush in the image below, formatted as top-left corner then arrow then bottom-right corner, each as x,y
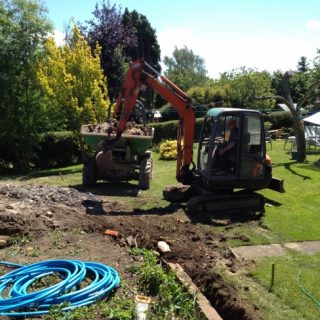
151,118 -> 204,144
160,103 -> 208,121
33,131 -> 81,169
159,140 -> 178,160
264,121 -> 272,130
0,140 -> 15,172
266,111 -> 293,129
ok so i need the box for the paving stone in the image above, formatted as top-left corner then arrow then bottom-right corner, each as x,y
232,240 -> 320,259
284,241 -> 320,254
231,244 -> 287,259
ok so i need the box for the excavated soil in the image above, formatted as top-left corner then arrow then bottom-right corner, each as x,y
0,183 -> 263,320
90,121 -> 152,136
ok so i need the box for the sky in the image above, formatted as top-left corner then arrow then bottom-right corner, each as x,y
43,0 -> 320,79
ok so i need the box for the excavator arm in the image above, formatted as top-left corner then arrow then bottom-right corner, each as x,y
113,59 -> 196,184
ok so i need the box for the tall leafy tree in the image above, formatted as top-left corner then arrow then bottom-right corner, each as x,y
122,8 -> 161,109
219,68 -> 273,110
163,46 -> 208,91
82,0 -> 137,100
259,53 -> 320,162
122,9 -> 160,69
187,85 -> 228,106
297,56 -> 309,73
0,0 -> 52,171
38,26 -> 109,131
271,57 -> 312,105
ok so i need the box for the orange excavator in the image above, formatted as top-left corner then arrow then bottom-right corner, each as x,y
113,59 -> 284,214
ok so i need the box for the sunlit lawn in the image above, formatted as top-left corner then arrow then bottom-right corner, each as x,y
223,140 -> 320,246
244,252 -> 320,320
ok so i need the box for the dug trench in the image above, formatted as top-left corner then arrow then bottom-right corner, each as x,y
0,184 -> 263,320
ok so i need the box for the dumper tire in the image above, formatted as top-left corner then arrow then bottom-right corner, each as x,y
82,157 -> 97,187
139,156 -> 152,190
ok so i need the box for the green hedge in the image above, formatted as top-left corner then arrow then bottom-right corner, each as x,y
31,120 -> 204,169
151,118 -> 204,144
33,131 -> 81,169
266,111 -> 293,129
160,104 -> 208,122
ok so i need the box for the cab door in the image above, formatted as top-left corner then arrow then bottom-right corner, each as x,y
240,114 -> 265,179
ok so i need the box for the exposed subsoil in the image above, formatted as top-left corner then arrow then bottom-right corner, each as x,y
0,183 -> 263,320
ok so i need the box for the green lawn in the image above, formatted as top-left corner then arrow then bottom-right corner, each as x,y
246,253 -> 320,320
224,140 -> 320,246
262,141 -> 320,242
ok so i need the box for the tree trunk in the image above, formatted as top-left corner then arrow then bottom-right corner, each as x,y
293,117 -> 306,162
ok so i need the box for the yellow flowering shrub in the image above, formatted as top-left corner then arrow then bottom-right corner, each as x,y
160,140 -> 178,160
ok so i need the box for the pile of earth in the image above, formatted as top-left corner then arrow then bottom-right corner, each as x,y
90,120 -> 152,136
0,184 -> 96,207
0,184 -> 102,235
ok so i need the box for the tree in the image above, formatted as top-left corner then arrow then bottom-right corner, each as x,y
218,68 -> 273,110
163,46 -> 208,91
38,26 -> 109,131
122,8 -> 161,109
297,56 -> 309,73
258,70 -> 320,162
0,0 -> 52,171
271,58 -> 311,106
122,9 -> 160,69
82,0 -> 137,100
187,85 -> 228,106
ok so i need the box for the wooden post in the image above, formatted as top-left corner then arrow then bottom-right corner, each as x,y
269,263 -> 275,292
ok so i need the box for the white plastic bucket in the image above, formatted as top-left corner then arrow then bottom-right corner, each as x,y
135,295 -> 151,320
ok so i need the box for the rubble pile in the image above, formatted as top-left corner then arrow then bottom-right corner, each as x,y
92,121 -> 152,136
0,184 -> 97,208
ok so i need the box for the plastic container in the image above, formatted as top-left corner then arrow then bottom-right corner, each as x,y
135,295 -> 151,320
291,151 -> 298,160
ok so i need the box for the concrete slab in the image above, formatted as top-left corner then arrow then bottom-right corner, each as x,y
231,244 -> 287,259
284,241 -> 320,254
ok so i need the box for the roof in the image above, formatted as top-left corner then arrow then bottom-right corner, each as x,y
276,103 -> 297,112
303,112 -> 320,126
206,108 -> 261,118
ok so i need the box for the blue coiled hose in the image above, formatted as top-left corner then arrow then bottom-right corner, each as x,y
0,259 -> 120,317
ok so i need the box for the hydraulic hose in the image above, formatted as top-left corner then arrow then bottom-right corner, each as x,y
296,266 -> 320,308
0,259 -> 120,317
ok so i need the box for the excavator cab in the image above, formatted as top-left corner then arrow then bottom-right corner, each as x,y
198,108 -> 272,191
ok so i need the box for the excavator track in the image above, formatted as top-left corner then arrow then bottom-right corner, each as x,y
187,191 -> 265,215
164,185 -> 265,215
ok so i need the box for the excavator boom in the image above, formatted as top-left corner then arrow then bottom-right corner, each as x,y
113,59 -> 196,184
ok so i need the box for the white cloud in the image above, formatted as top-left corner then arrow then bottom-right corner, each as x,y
157,26 -> 200,58
306,20 -> 320,31
50,29 -> 66,46
157,26 -> 319,79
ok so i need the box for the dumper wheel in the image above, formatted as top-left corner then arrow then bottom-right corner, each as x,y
82,157 -> 97,187
139,156 -> 152,190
